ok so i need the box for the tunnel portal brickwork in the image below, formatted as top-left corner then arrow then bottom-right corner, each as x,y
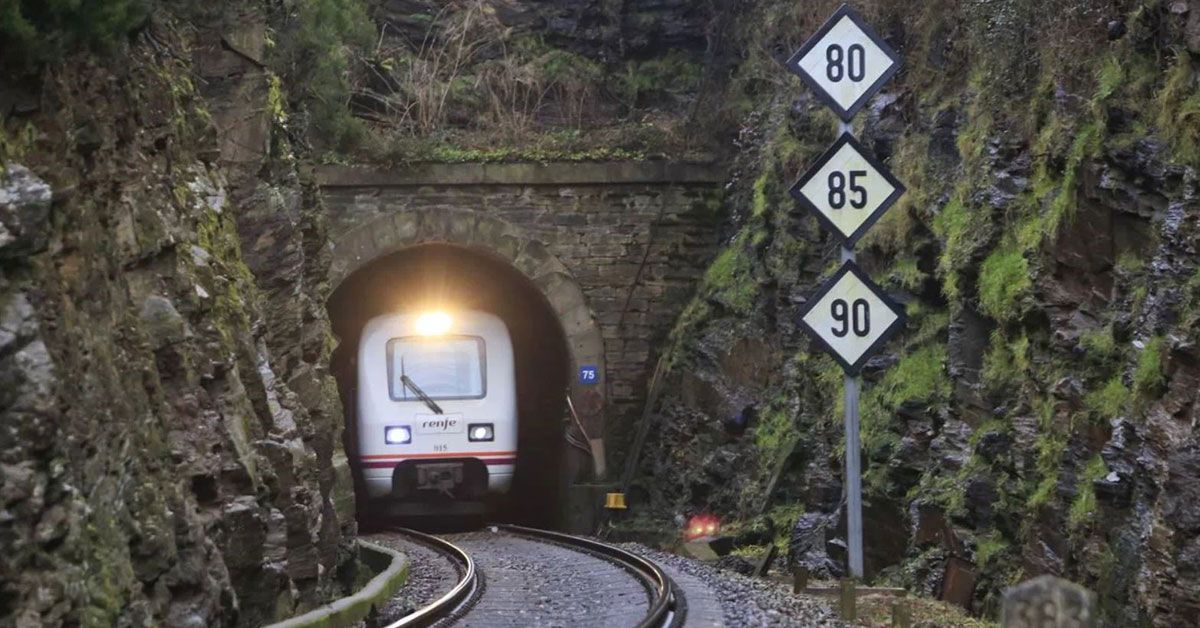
317,161 -> 724,474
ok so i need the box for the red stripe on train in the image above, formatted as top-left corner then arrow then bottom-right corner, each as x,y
361,451 -> 516,460
357,458 -> 513,468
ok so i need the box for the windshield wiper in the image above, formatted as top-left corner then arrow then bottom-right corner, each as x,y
401,374 -> 444,415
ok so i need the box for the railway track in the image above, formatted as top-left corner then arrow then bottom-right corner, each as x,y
364,525 -> 678,628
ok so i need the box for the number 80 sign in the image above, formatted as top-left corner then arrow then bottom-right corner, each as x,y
784,3 -> 901,122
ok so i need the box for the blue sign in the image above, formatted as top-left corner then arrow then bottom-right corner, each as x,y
578,365 -> 599,385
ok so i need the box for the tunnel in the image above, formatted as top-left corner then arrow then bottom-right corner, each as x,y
328,243 -> 591,528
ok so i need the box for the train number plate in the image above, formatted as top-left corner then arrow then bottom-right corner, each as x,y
415,414 -> 464,434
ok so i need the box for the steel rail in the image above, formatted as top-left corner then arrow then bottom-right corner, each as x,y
383,527 -> 478,628
498,524 -> 678,628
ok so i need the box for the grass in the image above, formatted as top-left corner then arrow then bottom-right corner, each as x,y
933,195 -> 990,300
1079,326 -> 1117,360
1155,49 -> 1200,165
1133,336 -> 1166,397
975,531 -> 1010,567
1083,376 -> 1129,419
983,331 -> 1030,392
861,345 -> 950,474
1068,455 -> 1108,530
977,243 -> 1031,322
703,238 -> 757,314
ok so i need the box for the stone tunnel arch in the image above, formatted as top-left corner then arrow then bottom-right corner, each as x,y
328,208 -> 609,478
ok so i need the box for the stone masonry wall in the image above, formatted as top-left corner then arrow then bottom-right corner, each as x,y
317,162 -> 724,465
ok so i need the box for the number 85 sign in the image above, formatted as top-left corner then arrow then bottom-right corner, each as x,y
789,133 -> 904,247
797,261 -> 905,374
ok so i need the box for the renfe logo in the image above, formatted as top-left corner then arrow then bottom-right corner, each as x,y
416,414 -> 463,434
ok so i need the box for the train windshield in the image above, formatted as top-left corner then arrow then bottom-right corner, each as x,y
387,335 -> 486,401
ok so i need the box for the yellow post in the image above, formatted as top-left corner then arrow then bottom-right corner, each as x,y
604,492 -> 627,509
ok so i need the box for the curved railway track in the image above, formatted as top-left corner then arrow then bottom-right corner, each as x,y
369,524 -> 678,628
377,527 -> 479,627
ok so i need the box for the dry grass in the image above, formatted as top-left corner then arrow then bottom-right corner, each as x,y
358,0 -> 607,143
855,594 -> 998,628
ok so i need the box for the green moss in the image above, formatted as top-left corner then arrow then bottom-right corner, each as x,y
619,50 -> 703,107
753,402 -> 793,453
1051,121 -> 1100,242
861,345 -> 950,472
880,345 -> 951,407
983,331 -> 1029,391
1029,473 -> 1058,509
1093,54 -> 1124,106
267,73 -> 288,124
1155,51 -> 1200,164
1084,376 -> 1129,419
1068,455 -> 1107,530
1017,120 -> 1102,251
1115,250 -> 1145,274
1133,336 -> 1166,397
1029,405 -> 1066,509
888,255 -> 925,292
702,234 -> 758,315
956,105 -> 993,168
0,120 -> 37,164
978,243 -> 1031,322
751,171 -> 770,218
1079,326 -> 1117,360
933,195 -> 990,300
975,531 -> 1010,567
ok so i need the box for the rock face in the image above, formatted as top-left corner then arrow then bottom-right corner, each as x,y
631,1 -> 1200,625
0,9 -> 355,628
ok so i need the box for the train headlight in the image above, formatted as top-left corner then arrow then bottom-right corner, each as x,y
468,423 -> 494,442
384,426 -> 412,444
415,311 -> 453,336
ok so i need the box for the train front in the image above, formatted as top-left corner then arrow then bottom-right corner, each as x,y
357,310 -> 517,514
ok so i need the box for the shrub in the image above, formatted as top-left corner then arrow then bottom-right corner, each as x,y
272,0 -> 374,149
0,0 -> 151,68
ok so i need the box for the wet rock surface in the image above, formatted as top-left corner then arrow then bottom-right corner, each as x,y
626,3 -> 1200,626
0,10 -> 355,627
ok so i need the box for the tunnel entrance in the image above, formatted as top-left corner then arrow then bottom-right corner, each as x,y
328,244 -> 579,528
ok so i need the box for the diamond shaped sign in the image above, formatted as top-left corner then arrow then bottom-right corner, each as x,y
790,133 -> 905,247
797,261 -> 905,374
784,4 -> 901,121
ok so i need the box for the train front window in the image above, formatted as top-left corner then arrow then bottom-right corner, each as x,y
387,335 -> 486,401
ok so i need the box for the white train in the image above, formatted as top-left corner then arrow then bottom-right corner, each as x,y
357,310 -> 517,507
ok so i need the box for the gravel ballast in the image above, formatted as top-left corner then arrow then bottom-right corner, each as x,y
619,543 -> 847,627
360,531 -> 463,626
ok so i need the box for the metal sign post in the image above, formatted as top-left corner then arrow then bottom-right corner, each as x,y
785,4 -> 904,580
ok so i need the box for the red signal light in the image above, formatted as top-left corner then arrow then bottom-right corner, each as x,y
684,514 -> 720,540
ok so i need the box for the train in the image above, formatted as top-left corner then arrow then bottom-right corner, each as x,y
356,309 -> 517,512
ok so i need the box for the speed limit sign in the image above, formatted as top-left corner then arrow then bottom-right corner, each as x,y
790,133 -> 904,247
783,3 -> 901,121
796,260 -> 905,374
783,3 -> 906,581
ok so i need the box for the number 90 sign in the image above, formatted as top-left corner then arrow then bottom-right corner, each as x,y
796,261 -> 904,375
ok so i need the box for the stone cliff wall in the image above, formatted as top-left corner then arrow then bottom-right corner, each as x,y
631,0 -> 1200,625
0,10 -> 356,628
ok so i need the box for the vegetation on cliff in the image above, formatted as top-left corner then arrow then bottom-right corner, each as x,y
632,0 -> 1200,624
